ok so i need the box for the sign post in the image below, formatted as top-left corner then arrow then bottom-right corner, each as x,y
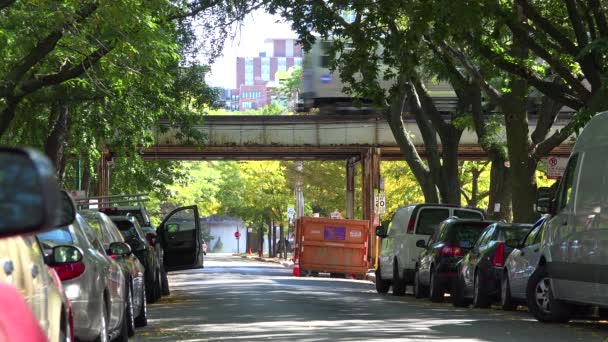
234,230 -> 241,254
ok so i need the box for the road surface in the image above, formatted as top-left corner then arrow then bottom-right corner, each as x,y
134,254 -> 608,341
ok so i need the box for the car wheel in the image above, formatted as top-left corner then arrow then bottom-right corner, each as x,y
451,272 -> 469,307
526,265 -> 571,323
429,268 -> 444,302
392,261 -> 406,296
155,270 -> 163,301
501,272 -> 517,311
135,285 -> 148,328
414,269 -> 428,299
145,272 -> 156,304
473,269 -> 490,308
375,266 -> 391,294
126,284 -> 135,337
94,300 -> 108,342
161,266 -> 170,296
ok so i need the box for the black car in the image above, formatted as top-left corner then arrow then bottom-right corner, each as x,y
109,215 -> 164,303
452,222 -> 533,308
80,210 -> 148,333
414,218 -> 494,302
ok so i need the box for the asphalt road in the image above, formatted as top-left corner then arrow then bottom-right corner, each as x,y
134,254 -> 608,341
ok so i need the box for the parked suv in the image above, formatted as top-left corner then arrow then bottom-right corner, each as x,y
375,204 -> 485,295
109,215 -> 163,303
413,218 -> 493,301
530,110 -> 608,323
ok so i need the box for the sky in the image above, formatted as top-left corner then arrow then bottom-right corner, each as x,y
203,10 -> 297,89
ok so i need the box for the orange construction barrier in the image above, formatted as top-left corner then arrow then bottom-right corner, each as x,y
294,217 -> 370,277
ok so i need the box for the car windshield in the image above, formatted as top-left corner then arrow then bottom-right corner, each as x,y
114,220 -> 139,240
450,222 -> 488,248
500,226 -> 533,247
38,227 -> 74,246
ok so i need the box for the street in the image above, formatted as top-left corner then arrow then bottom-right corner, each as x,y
134,254 -> 608,341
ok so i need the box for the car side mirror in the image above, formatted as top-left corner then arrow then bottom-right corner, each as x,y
375,225 -> 387,238
0,147 -> 61,237
51,245 -> 83,265
108,242 -> 132,257
166,223 -> 180,233
535,187 -> 555,215
416,239 -> 426,248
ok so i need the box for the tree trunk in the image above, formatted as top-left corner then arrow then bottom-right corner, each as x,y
267,219 -> 272,257
502,3 -> 538,223
438,127 -> 462,205
44,101 -> 69,175
271,219 -> 276,257
487,153 -> 513,221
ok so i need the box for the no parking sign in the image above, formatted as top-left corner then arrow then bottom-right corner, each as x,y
546,156 -> 568,180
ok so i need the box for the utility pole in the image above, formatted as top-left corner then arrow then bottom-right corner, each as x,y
295,161 -> 304,218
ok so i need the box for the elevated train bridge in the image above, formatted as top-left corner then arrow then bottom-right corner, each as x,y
98,114 -> 573,260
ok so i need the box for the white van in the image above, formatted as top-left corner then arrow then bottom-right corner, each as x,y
529,111 -> 608,322
375,204 -> 484,295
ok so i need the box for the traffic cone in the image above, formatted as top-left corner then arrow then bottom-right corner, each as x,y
248,248 -> 252,255
292,257 -> 300,277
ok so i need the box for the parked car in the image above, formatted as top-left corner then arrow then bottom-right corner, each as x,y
414,218 -> 493,301
38,211 -> 129,342
529,110 -> 608,323
0,148 -> 75,342
501,217 -> 547,310
452,222 -> 533,308
108,215 -> 163,304
81,210 -> 148,334
375,204 -> 485,295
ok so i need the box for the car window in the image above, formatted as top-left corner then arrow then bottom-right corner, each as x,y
556,154 -> 579,211
533,224 -> 544,245
416,208 -> 449,235
436,223 -> 450,242
102,215 -> 125,243
165,208 -> 197,233
78,215 -> 106,252
114,220 -> 141,241
454,210 -> 483,220
452,223 -> 487,248
476,225 -> 495,248
38,228 -> 74,245
82,213 -> 107,244
524,225 -> 541,247
499,227 -> 532,247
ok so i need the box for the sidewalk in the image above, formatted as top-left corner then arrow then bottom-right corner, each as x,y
233,253 -> 294,268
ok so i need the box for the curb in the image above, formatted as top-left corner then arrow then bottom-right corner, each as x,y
235,254 -> 294,268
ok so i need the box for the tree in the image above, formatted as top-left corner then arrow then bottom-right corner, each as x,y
273,66 -> 302,112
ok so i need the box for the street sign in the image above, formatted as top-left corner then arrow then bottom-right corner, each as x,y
546,156 -> 568,179
375,193 -> 386,214
234,231 -> 241,239
287,206 -> 295,220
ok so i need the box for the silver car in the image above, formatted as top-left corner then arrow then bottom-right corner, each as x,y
38,213 -> 129,342
501,217 -> 546,310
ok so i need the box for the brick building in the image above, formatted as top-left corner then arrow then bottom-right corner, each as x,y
226,38 -> 303,111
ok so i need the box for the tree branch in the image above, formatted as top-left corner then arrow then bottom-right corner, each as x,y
412,75 -> 450,138
565,0 -> 590,47
589,0 -> 608,37
531,118 -> 577,160
504,17 -> 592,101
469,33 -> 585,109
515,0 -> 579,55
530,87 -> 564,145
17,45 -> 112,97
0,3 -> 98,99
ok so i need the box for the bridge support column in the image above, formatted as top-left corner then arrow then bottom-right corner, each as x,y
362,148 -> 381,266
345,158 -> 356,219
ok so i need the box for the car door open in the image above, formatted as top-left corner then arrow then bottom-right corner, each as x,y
157,206 -> 201,270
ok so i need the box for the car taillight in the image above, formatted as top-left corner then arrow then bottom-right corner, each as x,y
440,245 -> 463,257
493,242 -> 505,267
146,233 -> 156,247
406,218 -> 415,234
53,262 -> 86,281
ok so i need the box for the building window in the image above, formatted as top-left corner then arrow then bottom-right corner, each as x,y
261,57 -> 270,81
278,57 -> 287,72
294,57 -> 302,67
320,41 -> 332,68
245,57 -> 254,86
